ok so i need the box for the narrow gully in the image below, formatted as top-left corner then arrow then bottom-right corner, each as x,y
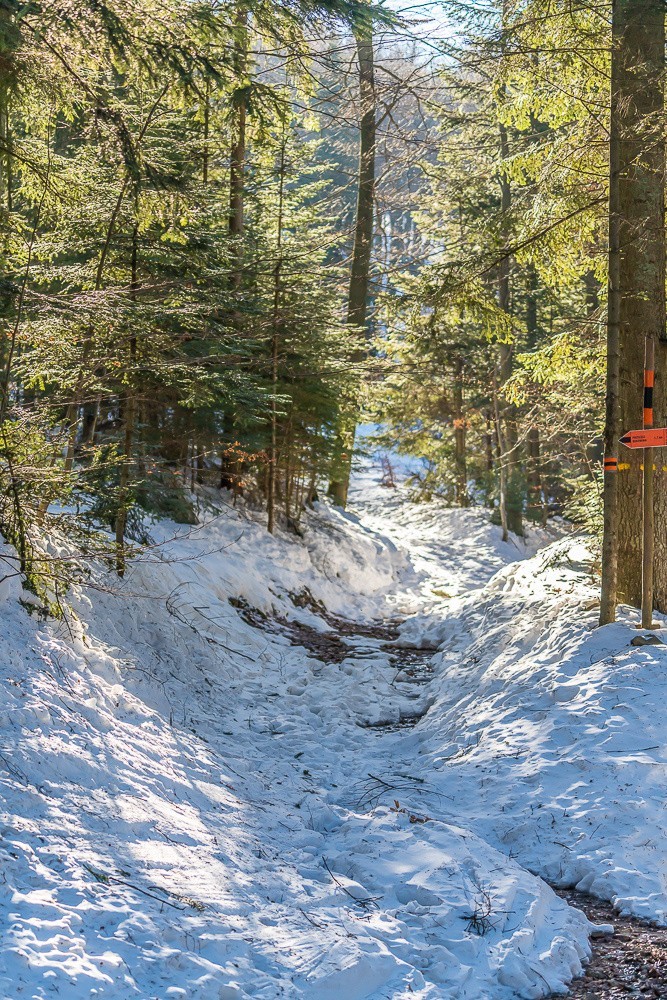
235,596 -> 667,996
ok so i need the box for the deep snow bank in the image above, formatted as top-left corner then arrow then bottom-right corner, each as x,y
0,491 -> 611,999
399,536 -> 667,927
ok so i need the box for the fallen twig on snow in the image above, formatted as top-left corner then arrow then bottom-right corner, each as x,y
82,862 -> 205,912
322,858 -> 382,911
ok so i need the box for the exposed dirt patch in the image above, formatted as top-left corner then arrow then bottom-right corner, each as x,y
229,595 -> 401,663
289,587 -> 403,640
277,619 -> 355,664
551,889 -> 667,998
230,595 -> 437,729
229,596 -> 350,662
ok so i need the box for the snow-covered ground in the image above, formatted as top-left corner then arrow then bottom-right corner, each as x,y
0,470 -> 664,999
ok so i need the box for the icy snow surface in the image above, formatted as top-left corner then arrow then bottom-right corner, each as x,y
0,471 -> 664,999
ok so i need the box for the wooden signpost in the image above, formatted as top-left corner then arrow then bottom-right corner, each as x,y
619,337 -> 656,628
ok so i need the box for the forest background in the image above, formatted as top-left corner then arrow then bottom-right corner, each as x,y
0,0 -> 658,622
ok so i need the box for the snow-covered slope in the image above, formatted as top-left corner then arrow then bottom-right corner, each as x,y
399,538 -> 667,927
0,481 -> 661,999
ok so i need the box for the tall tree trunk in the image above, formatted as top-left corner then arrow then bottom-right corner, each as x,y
452,357 -> 467,506
496,120 -> 524,537
229,8 -> 247,258
493,374 -> 509,542
79,400 -> 99,448
202,76 -> 210,186
484,409 -> 494,506
115,219 -> 139,576
497,341 -> 523,536
583,270 -> 600,315
219,8 -> 249,493
328,26 -> 375,507
647,18 -> 667,612
0,79 -> 12,409
347,28 -> 375,333
599,18 -> 622,624
267,131 -> 286,535
0,80 -> 10,214
525,266 -> 545,524
217,8 -> 248,492
612,0 -> 666,612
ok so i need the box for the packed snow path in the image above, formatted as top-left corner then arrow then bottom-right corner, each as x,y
1,476 -> 666,998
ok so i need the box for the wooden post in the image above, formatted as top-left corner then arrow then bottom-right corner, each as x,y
642,335 -> 655,627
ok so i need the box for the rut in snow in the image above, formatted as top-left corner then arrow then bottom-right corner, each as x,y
268,600 -> 667,997
232,596 -> 436,728
232,572 -> 667,998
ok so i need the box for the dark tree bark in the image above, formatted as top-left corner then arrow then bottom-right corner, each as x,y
229,10 -> 247,255
347,28 -> 375,333
79,400 -> 99,448
525,267 -> 545,524
328,26 -> 375,508
452,357 -> 468,506
610,0 -> 666,612
202,76 -> 210,186
267,132 -> 286,535
115,219 -> 139,576
219,6 -> 249,493
484,409 -> 494,506
496,121 -> 524,537
493,374 -> 509,542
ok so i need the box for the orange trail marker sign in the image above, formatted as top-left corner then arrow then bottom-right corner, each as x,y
620,427 -> 667,449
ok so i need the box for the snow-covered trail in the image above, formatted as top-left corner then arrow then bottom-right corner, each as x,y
0,480 -> 665,999
347,477 -> 541,600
